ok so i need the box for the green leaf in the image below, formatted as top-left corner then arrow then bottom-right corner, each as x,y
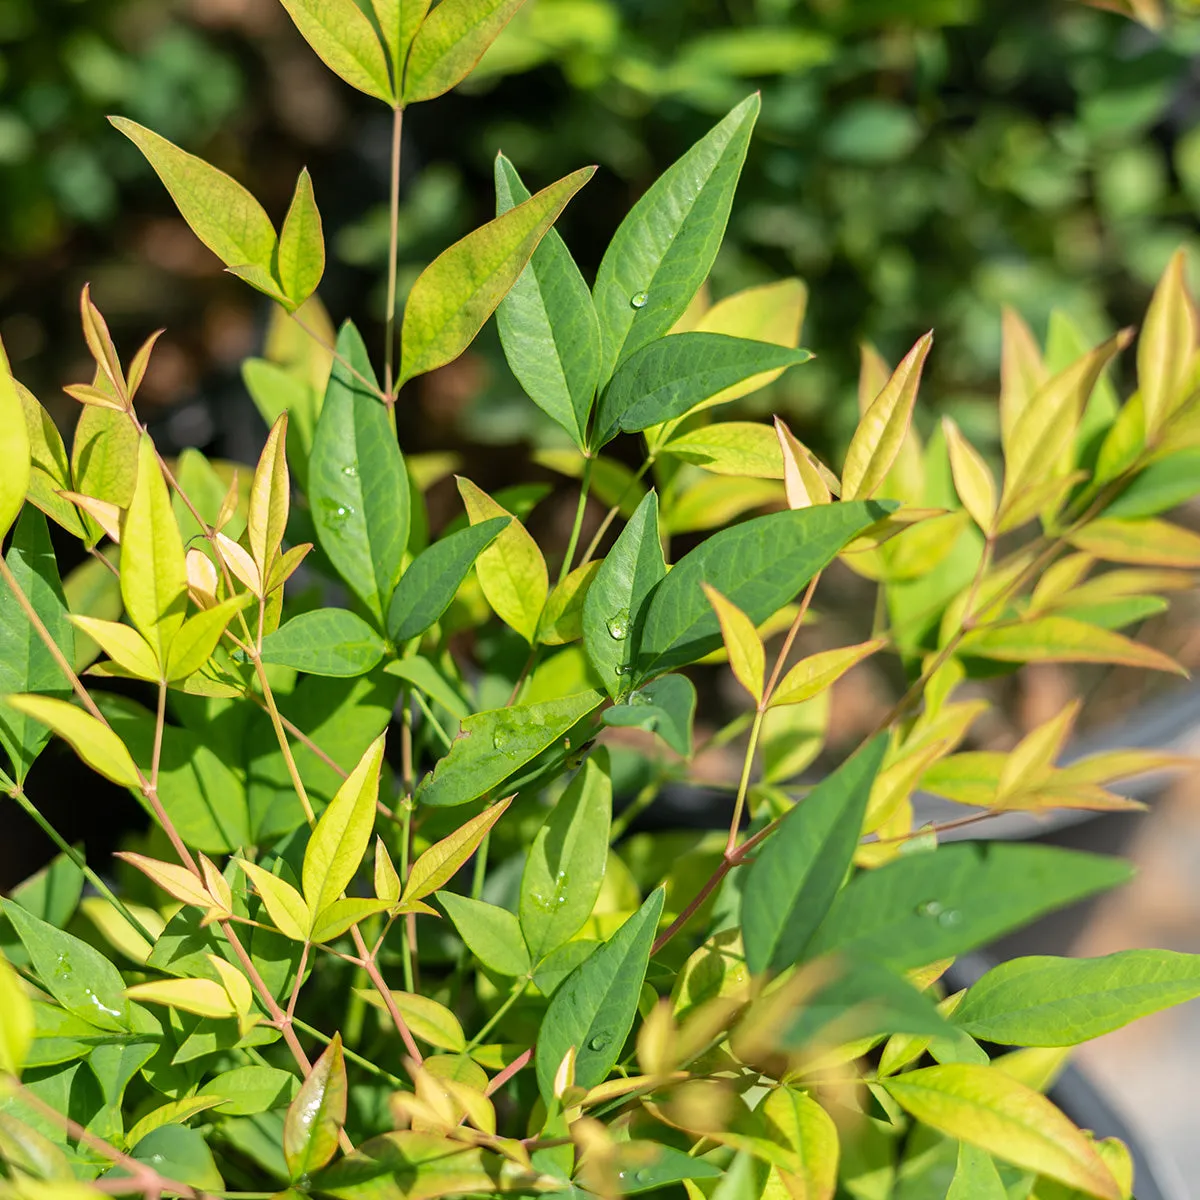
437,892 -> 531,976
0,508 -> 74,783
71,404 -> 138,533
0,951 -> 34,1075
742,735 -> 888,975
310,897 -> 390,943
261,608 -> 387,677
519,749 -> 612,961
19,382 -> 85,538
0,339 -> 31,542
537,560 -> 599,645
593,332 -> 811,449
1,899 -> 130,1031
238,859 -> 311,942
310,321 -> 409,625
3,695 -> 140,789
951,949 -> 1200,1047
1103,449 -> 1200,518
387,516 -> 509,642
165,594 -> 252,682
882,1065 -> 1120,1200
122,434 -> 188,660
398,166 -> 595,389
535,887 -> 664,1105
948,1142 -> 1008,1200
583,490 -> 666,698
402,0 -> 529,104
805,843 -> 1131,971
278,168 -> 326,310
109,118 -> 277,277
610,1142 -> 723,1193
494,154 -> 600,450
284,1033 -> 347,1181
303,733 -> 385,921
601,674 -> 696,757
369,0 -> 429,84
279,0 -> 394,102
415,689 -> 600,808
593,94 -> 759,385
637,502 -> 890,680
383,655 -> 470,720
127,1124 -> 224,1192
198,1065 -> 298,1115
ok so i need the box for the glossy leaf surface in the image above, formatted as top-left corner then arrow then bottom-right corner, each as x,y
284,1033 -> 347,1180
260,609 -> 387,677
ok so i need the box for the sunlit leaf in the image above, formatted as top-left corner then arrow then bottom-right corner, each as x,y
284,1033 -> 347,1180
402,798 -> 512,901
3,694 -> 139,788
280,0 -> 394,101
703,585 -> 764,704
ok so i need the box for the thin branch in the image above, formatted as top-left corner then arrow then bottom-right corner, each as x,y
384,104 -> 404,402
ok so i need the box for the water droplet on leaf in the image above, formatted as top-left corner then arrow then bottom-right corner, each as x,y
606,610 -> 630,639
587,1034 -> 610,1052
937,909 -> 963,928
630,291 -> 648,309
916,900 -> 943,918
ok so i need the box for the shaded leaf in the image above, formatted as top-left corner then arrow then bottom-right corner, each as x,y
437,892 -> 531,977
601,673 -> 696,758
261,608 -> 387,677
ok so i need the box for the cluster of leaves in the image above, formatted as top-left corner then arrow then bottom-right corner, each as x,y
2,4 -> 1200,1200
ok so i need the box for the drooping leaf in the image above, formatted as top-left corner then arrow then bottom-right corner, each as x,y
593,95 -> 759,384
494,154 -> 600,450
3,695 -> 140,788
402,0 -> 529,104
124,976 -> 239,1020
109,118 -> 278,279
0,508 -> 74,783
437,892 -> 531,977
279,0 -> 394,102
592,332 -> 811,448
398,167 -> 595,388
805,843 -> 1130,971
742,736 -> 887,975
535,888 -> 665,1105
387,516 -> 509,642
583,490 -> 666,699
882,1065 -> 1119,1199
284,1033 -> 347,1180
309,321 -> 409,625
401,798 -> 512,903
636,502 -> 890,680
260,608 -> 387,677
601,673 -> 696,757
415,690 -> 600,807
703,585 -> 764,704
519,749 -> 612,961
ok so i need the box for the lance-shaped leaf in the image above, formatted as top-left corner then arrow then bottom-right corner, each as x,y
0,509 -> 74,782
369,0 -> 429,84
4,694 -> 139,788
943,417 -> 997,534
537,560 -> 600,645
662,421 -> 785,478
999,307 -> 1047,452
277,169 -> 325,309
19,382 -> 85,537
437,892 -> 531,977
947,1143 -> 1006,1200
637,502 -> 890,680
744,738 -> 889,977
285,1034 -> 347,1181
403,0 -> 529,104
494,153 -> 600,450
882,1065 -> 1119,1200
310,897 -> 390,944
260,609 -> 387,677
310,321 -> 409,625
125,977 -> 239,1020
1069,516 -> 1200,568
0,337 -> 31,542
704,586 -> 764,704
456,477 -> 547,643
951,949 -> 1200,1047
248,413 -> 290,581
805,843 -> 1130,971
592,333 -> 812,449
415,690 -> 600,808
960,616 -> 1185,675
401,797 -> 512,904
775,417 -> 834,508
535,888 -> 665,1105
583,490 -> 666,699
770,640 -> 884,709
237,859 -> 310,942
165,595 -> 252,682
759,1086 -> 839,1200
520,748 -> 612,961
387,516 -> 508,643
842,332 -> 932,500
593,95 -> 759,384
1103,449 -> 1200,519
279,0 -> 393,102
109,118 -> 277,279
0,952 -> 33,1076
72,403 -> 138,546
399,166 -> 594,389
117,851 -> 214,909
122,434 -> 188,660
1139,248 -> 1196,435
303,733 -> 385,920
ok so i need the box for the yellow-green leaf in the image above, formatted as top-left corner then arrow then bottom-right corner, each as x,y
760,1086 -> 839,1200
999,307 -> 1047,452
285,1033 -> 347,1180
775,417 -> 832,508
358,990 -> 467,1051
278,169 -> 326,310
374,837 -> 401,905
0,337 -> 31,543
237,859 -> 310,942
124,1097 -> 225,1150
109,118 -> 277,275
770,640 -> 884,708
165,594 -> 252,682
310,897 -> 390,943
1139,248 -> 1196,434
18,383 -> 84,538
116,851 -> 213,909
69,615 -> 160,680
456,477 -> 547,642
943,417 -> 997,534
370,0 -> 430,84
842,332 -> 933,500
248,413 -> 291,580
303,733 -> 386,921
537,560 -> 600,646
703,585 -> 764,704
401,797 -> 512,905
1069,517 -> 1200,568
0,950 -> 34,1076
280,0 -> 394,101
122,435 -> 188,659
3,694 -> 140,788
125,977 -> 238,1020
402,0 -> 529,104
883,1064 -> 1120,1199
997,701 -> 1079,798
663,422 -> 784,478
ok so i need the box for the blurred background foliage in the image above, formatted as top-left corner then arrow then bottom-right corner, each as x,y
1,0 -> 1199,466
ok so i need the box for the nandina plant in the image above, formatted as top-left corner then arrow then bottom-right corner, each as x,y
2,5 -> 1200,1200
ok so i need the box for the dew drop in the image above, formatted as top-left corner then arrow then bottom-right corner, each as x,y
937,909 -> 963,928
587,1034 -> 611,1052
633,1170 -> 651,1184
630,291 -> 648,309
606,610 -> 630,640
916,900 -> 944,918
341,464 -> 359,478
492,731 -> 508,751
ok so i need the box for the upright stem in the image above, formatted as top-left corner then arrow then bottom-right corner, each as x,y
384,104 -> 405,402
151,681 -> 167,791
252,656 -> 316,826
724,709 -> 764,858
558,456 -> 594,585
578,457 -> 654,569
